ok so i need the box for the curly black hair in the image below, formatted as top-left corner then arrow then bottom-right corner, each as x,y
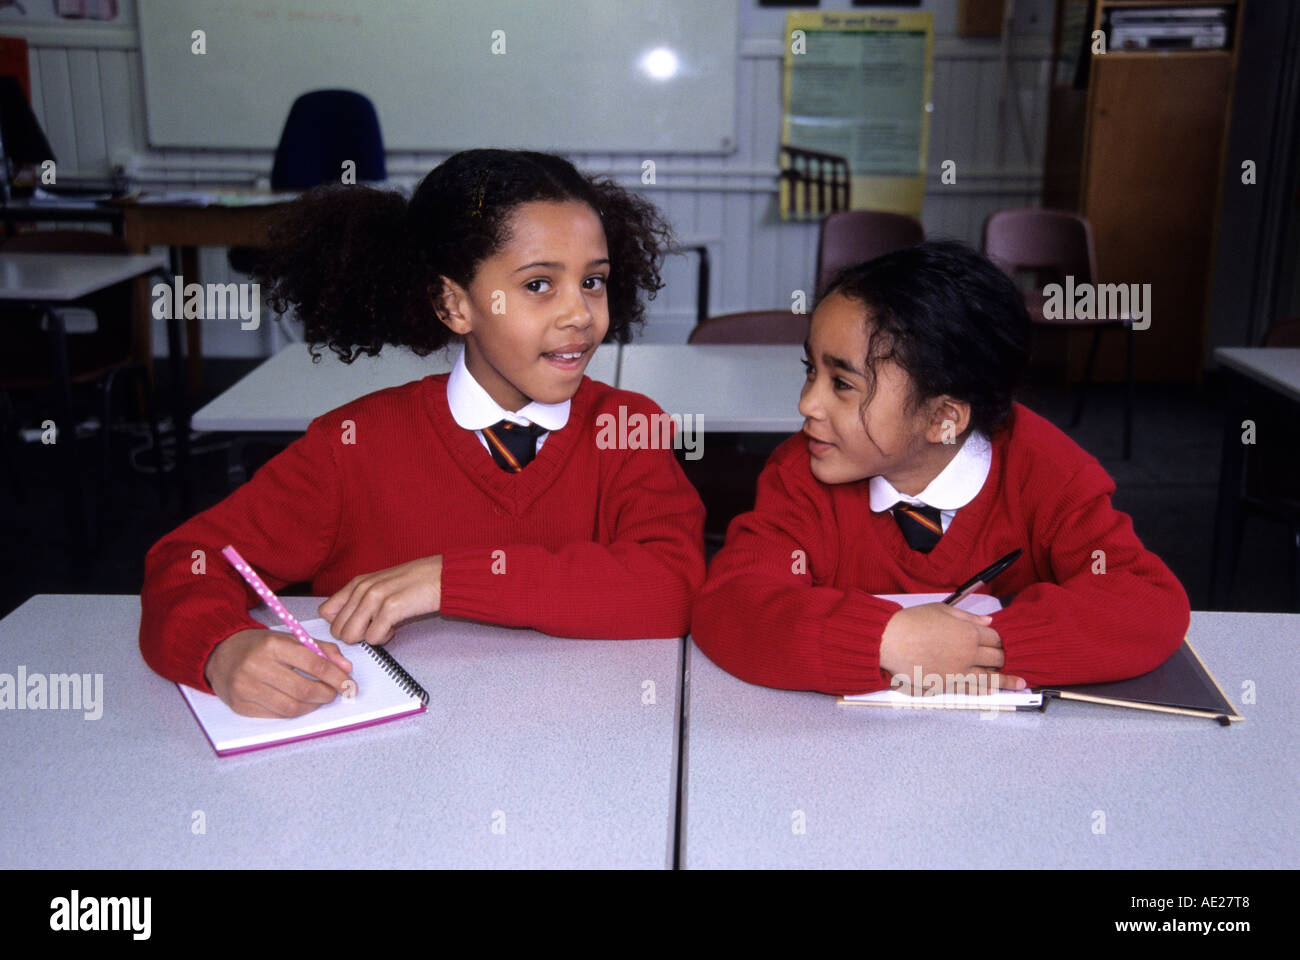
258,149 -> 674,363
818,240 -> 1031,437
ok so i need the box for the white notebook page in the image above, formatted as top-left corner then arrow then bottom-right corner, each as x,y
178,618 -> 425,754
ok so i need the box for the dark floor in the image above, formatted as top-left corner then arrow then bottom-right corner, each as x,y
0,359 -> 1296,620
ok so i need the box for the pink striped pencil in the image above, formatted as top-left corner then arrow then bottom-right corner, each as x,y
221,544 -> 356,698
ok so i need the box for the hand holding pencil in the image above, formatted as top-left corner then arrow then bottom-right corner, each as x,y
200,546 -> 358,718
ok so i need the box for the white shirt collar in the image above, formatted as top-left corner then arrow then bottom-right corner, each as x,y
868,429 -> 992,513
446,346 -> 570,433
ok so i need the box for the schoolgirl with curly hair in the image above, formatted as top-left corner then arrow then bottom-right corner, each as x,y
141,150 -> 705,717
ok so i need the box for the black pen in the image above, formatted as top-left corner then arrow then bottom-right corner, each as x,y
942,549 -> 1022,605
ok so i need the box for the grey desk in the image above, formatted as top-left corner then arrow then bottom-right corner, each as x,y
192,342 -> 621,432
618,344 -> 806,433
2,197 -> 124,237
0,251 -> 165,306
191,343 -> 621,488
0,252 -> 168,564
1216,347 -> 1300,403
679,611 -> 1295,869
1209,347 -> 1300,606
0,595 -> 682,869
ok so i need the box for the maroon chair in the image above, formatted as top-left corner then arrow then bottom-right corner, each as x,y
816,210 -> 924,298
687,309 -> 809,345
1264,316 -> 1300,347
983,207 -> 1134,459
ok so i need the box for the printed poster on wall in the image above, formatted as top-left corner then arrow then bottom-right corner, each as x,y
781,10 -> 933,220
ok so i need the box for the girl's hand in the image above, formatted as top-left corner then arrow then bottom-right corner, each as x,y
205,629 -> 355,717
879,602 -> 1026,694
317,556 -> 444,646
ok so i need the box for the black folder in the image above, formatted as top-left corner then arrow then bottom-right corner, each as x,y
1040,640 -> 1243,725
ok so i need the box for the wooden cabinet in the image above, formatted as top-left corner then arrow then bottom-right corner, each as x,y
1045,0 -> 1244,381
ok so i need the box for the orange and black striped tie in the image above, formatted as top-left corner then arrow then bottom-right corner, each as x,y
482,419 -> 547,473
892,503 -> 943,553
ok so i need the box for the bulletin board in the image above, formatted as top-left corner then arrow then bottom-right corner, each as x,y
780,10 -> 934,218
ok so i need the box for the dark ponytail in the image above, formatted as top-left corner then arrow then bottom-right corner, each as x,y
260,185 -> 428,363
259,149 -> 674,363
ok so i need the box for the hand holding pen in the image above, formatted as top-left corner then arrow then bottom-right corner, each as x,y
943,549 -> 1023,606
880,549 -> 1027,692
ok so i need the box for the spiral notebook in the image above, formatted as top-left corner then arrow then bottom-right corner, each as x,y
179,618 -> 429,756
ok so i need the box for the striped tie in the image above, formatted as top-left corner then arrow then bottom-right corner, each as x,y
892,503 -> 943,553
482,420 -> 547,473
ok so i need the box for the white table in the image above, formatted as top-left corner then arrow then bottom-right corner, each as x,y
618,344 -> 806,433
0,595 -> 682,869
679,611 -> 1296,869
0,252 -> 165,301
1215,347 -> 1300,403
0,252 -> 168,565
1210,347 -> 1300,606
192,342 -> 621,432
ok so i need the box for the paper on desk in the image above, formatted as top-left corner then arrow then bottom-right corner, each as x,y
30,187 -> 111,205
136,190 -> 218,205
843,592 -> 1043,707
875,592 -> 1003,616
135,190 -> 297,207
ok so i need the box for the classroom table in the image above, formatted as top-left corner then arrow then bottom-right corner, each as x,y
192,341 -> 450,487
0,251 -> 168,565
617,344 -> 806,433
191,341 -> 620,432
0,595 -> 683,869
194,343 -> 804,437
678,611 -> 1295,869
1209,347 -> 1300,606
115,196 -> 284,393
2,196 -> 124,237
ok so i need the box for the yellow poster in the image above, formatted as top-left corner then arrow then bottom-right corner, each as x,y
780,11 -> 934,220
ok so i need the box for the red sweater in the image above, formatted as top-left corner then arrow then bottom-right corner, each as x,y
140,375 -> 706,692
691,403 -> 1189,694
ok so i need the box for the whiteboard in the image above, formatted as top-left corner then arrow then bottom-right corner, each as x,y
137,0 -> 737,154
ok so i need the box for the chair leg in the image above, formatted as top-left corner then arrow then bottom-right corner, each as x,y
101,370 -> 118,488
0,392 -> 26,506
133,364 -> 169,506
1292,528 -> 1300,613
1225,507 -> 1250,608
1070,327 -> 1102,428
99,370 -> 120,520
0,438 -> 23,506
1123,320 -> 1135,460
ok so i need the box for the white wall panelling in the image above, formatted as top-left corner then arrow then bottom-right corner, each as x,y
21,7 -> 1054,353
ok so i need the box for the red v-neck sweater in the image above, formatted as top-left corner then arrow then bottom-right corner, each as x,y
140,374 -> 706,693
691,403 -> 1189,694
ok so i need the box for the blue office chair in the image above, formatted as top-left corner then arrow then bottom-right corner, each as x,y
270,89 -> 386,190
229,90 -> 386,274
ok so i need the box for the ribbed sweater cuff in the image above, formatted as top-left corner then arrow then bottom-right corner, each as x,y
438,547 -> 502,623
820,592 -> 899,693
179,609 -> 266,694
992,605 -> 1064,679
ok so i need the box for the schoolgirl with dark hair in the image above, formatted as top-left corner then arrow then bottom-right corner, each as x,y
692,240 -> 1188,695
140,149 -> 705,718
